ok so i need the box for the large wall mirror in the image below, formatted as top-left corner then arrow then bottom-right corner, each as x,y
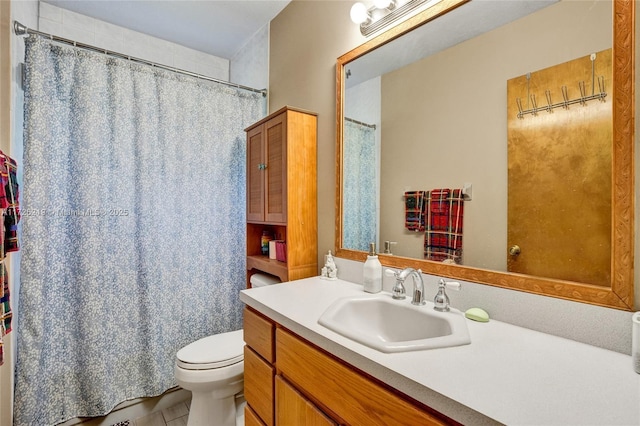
335,0 -> 635,310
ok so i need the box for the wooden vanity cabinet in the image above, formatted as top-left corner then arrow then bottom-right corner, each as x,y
245,106 -> 318,285
276,328 -> 452,426
243,307 -> 275,426
275,375 -> 337,426
245,405 -> 266,426
245,347 -> 274,426
243,306 -> 455,426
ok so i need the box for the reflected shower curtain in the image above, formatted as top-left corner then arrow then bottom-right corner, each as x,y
342,120 -> 377,251
15,36 -> 265,425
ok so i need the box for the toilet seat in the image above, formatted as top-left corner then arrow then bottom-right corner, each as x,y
176,329 -> 245,370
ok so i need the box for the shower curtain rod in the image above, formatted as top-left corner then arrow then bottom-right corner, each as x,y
345,116 -> 376,129
13,21 -> 267,97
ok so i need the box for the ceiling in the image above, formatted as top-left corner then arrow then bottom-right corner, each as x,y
41,0 -> 291,59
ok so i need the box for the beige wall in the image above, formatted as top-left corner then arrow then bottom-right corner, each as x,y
379,0 -> 611,269
270,0 -> 640,310
270,0 -> 366,263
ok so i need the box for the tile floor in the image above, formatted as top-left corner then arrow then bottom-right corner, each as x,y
125,396 -> 245,426
131,400 -> 190,426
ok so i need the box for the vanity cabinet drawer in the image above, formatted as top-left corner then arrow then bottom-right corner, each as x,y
276,328 -> 451,426
275,375 -> 337,426
244,404 -> 266,426
243,307 -> 274,362
244,346 -> 274,426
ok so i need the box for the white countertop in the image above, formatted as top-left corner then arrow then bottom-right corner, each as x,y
240,277 -> 640,425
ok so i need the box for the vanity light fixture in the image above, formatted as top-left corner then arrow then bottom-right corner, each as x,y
350,2 -> 371,25
351,0 -> 442,36
373,0 -> 395,9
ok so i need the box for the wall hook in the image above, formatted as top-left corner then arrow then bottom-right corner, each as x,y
462,183 -> 473,201
561,85 -> 569,109
579,81 -> 587,105
545,90 -> 553,113
529,94 -> 538,116
597,75 -> 606,101
516,98 -> 524,119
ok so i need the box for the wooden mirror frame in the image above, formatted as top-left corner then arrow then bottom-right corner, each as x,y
335,0 -> 635,310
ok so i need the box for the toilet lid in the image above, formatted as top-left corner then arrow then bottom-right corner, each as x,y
176,329 -> 245,370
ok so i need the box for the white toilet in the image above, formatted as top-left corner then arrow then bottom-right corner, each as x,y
174,329 -> 245,426
174,273 -> 280,426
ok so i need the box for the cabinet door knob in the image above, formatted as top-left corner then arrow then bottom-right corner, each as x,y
509,245 -> 521,256
258,163 -> 268,170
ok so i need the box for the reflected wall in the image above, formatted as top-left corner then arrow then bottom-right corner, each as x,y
345,0 -> 612,272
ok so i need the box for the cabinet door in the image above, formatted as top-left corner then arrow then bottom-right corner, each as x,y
264,113 -> 287,223
247,124 -> 265,222
275,375 -> 337,426
243,307 -> 274,362
245,404 -> 266,426
276,328 -> 450,425
244,346 -> 274,426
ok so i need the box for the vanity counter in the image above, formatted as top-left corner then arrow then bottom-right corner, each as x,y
240,277 -> 640,425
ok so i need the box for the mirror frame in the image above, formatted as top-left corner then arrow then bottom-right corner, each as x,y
335,0 -> 635,310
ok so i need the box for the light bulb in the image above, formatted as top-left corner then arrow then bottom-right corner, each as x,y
350,2 -> 369,25
373,0 -> 393,9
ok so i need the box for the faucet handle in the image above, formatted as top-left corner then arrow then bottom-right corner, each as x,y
383,241 -> 397,254
433,279 -> 461,312
386,269 -> 406,300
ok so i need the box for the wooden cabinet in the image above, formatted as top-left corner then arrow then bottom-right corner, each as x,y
243,306 -> 275,362
242,306 -> 456,426
244,308 -> 275,426
275,376 -> 337,426
247,112 -> 287,224
276,328 -> 452,426
245,347 -> 274,426
245,405 -> 266,426
245,106 -> 318,284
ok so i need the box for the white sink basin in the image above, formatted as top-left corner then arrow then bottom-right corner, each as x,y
318,294 -> 471,353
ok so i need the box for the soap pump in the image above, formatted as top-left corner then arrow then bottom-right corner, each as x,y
363,242 -> 382,293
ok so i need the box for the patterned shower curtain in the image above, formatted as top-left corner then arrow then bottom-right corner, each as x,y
14,36 -> 265,425
342,120 -> 377,251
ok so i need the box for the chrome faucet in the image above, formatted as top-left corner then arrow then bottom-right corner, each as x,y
385,268 -> 425,305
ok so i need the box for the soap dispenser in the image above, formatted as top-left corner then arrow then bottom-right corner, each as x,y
363,242 -> 382,293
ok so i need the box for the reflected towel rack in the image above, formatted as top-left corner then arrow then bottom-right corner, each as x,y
402,183 -> 472,201
345,117 -> 377,129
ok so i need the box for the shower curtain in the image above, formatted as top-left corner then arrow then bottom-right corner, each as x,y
342,120 -> 377,251
14,36 -> 265,425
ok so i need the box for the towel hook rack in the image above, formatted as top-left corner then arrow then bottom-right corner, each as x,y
517,77 -> 607,119
516,51 -> 608,119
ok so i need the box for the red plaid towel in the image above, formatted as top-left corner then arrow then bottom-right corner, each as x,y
2,156 -> 20,253
0,150 -> 19,366
424,189 -> 464,263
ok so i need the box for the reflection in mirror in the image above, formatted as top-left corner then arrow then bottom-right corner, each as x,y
336,0 -> 634,310
506,49 -> 612,286
342,117 -> 378,252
